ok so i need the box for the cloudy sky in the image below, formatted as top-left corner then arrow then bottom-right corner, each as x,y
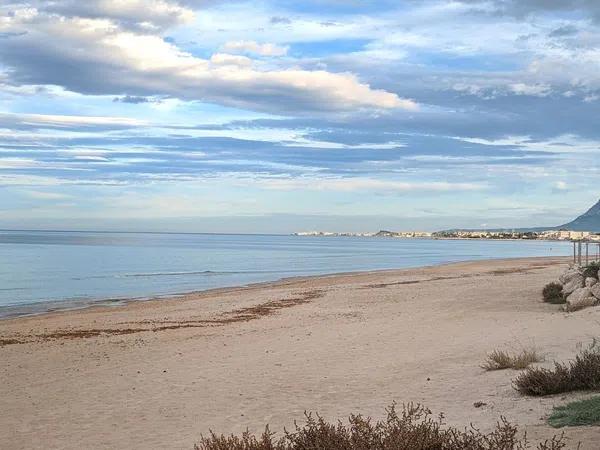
0,0 -> 599,233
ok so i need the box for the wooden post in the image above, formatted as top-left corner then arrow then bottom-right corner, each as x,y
578,241 -> 582,265
573,241 -> 577,264
586,242 -> 589,266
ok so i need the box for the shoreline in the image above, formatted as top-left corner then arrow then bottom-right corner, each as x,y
0,255 -> 571,321
3,255 -> 600,449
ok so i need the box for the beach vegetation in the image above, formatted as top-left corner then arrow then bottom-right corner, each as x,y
195,403 -> 569,450
482,348 -> 544,371
514,343 -> 600,396
548,396 -> 600,428
542,283 -> 565,304
581,262 -> 600,280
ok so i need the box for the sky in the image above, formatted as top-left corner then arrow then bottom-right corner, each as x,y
0,0 -> 599,233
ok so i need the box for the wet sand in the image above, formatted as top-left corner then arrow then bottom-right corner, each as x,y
1,256 -> 599,449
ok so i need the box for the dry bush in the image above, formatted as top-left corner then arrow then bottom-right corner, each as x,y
482,350 -> 513,371
581,262 -> 600,280
482,348 -> 543,371
542,283 -> 565,304
512,349 -> 545,370
513,363 -> 572,396
514,344 -> 600,396
195,403 -> 570,450
568,346 -> 600,390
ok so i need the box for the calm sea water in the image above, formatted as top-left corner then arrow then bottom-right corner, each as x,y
0,230 -> 571,317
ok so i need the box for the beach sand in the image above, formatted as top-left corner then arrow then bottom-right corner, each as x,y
2,256 -> 600,449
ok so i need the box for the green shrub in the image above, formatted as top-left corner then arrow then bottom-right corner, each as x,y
514,345 -> 600,396
542,283 -> 565,304
581,262 -> 600,279
548,396 -> 600,428
195,403 -> 570,450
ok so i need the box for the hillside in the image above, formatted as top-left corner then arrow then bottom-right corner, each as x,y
560,199 -> 600,232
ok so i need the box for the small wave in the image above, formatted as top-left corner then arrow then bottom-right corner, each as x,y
125,270 -> 224,278
72,269 -> 278,281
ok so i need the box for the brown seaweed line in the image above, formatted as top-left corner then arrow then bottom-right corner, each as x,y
0,289 -> 325,346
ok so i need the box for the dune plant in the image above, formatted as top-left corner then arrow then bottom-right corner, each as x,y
542,283 -> 565,304
548,396 -> 600,428
195,403 -> 569,450
514,343 -> 600,396
482,348 -> 544,371
581,262 -> 600,280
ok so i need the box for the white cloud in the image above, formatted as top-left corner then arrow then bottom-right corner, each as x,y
222,40 -> 289,56
255,177 -> 485,193
0,157 -> 93,171
210,53 -> 253,67
0,158 -> 41,169
526,49 -> 600,92
0,112 -> 146,127
0,9 -> 414,113
0,174 -> 128,186
509,83 -> 551,96
22,190 -> 73,200
462,134 -> 600,155
554,181 -> 568,190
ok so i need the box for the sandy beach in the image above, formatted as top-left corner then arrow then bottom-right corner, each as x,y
1,256 -> 600,449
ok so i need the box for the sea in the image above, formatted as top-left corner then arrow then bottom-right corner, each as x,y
0,230 -> 572,318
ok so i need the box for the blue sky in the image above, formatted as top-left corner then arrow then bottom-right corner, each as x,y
0,0 -> 599,232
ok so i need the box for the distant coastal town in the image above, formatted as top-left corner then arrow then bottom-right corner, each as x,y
296,198 -> 600,241
293,229 -> 600,241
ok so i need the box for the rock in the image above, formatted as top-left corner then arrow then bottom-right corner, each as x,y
562,273 -> 585,295
591,282 -> 600,300
586,277 -> 598,287
565,287 -> 599,312
559,268 -> 581,285
567,286 -> 591,302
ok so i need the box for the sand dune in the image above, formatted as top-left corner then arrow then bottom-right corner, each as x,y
1,257 -> 599,449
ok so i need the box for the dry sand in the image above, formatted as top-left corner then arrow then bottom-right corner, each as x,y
2,257 -> 600,449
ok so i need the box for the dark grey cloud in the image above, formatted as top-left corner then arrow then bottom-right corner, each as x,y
224,85 -> 600,141
0,31 -> 27,39
548,25 -> 579,38
0,124 -> 558,190
32,0 -> 193,30
113,95 -> 155,104
460,0 -> 600,20
270,16 -> 291,24
306,47 -> 600,141
0,113 -> 144,132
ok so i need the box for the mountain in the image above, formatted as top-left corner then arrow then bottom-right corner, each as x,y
560,199 -> 600,231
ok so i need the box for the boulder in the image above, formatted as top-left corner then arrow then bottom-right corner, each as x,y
592,282 -> 600,300
562,273 -> 585,295
564,287 -> 599,312
586,277 -> 598,287
559,268 -> 581,285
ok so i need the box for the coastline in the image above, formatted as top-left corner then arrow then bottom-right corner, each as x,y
4,256 -> 600,449
0,254 -> 572,321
